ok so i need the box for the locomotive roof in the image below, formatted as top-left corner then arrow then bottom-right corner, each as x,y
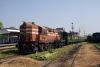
20,22 -> 62,32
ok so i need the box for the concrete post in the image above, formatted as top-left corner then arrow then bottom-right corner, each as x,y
7,34 -> 9,43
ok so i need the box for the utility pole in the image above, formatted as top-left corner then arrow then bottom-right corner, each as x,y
84,31 -> 85,37
79,28 -> 80,34
2,29 -> 3,44
71,23 -> 74,32
78,28 -> 80,41
71,23 -> 74,39
84,31 -> 85,40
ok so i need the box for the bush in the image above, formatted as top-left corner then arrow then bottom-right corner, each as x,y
48,48 -> 55,53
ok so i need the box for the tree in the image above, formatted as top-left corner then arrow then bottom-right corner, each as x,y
9,26 -> 16,29
0,22 -> 3,29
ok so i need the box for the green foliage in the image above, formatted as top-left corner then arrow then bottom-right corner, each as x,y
25,51 -> 48,60
0,42 -> 87,60
48,48 -> 55,53
0,48 -> 18,58
9,26 -> 16,29
26,42 -> 86,60
95,44 -> 100,49
0,22 -> 3,29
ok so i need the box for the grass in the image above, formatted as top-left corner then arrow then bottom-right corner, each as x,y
81,42 -> 93,45
25,51 -> 48,60
0,42 -> 88,60
95,44 -> 100,50
0,48 -> 18,58
25,42 -> 86,60
48,48 -> 55,53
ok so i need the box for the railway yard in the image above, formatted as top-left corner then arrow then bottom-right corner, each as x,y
73,44 -> 100,67
42,43 -> 100,67
0,42 -> 100,67
1,0 -> 100,67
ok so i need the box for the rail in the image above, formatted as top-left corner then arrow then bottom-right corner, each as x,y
71,45 -> 81,67
0,43 -> 16,50
94,44 -> 100,50
43,44 -> 82,67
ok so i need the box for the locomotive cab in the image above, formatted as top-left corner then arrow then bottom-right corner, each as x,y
18,22 -> 40,53
59,31 -> 68,45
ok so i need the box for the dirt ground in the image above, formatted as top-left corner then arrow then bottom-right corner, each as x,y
0,57 -> 43,67
74,45 -> 100,67
0,44 -> 100,67
66,44 -> 100,67
42,46 -> 80,67
42,44 -> 100,67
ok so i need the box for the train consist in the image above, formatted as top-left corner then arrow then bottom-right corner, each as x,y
86,36 -> 92,42
86,32 -> 100,43
17,22 -> 84,54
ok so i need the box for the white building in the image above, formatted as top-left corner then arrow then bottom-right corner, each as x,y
0,28 -> 19,44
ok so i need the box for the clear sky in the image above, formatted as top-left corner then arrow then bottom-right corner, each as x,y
0,0 -> 100,36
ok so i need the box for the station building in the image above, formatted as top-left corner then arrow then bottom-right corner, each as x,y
0,28 -> 20,44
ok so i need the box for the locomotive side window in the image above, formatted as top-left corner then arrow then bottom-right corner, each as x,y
43,29 -> 47,34
39,27 -> 47,34
38,27 -> 42,34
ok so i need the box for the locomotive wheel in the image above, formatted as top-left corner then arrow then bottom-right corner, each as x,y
18,44 -> 24,54
43,44 -> 46,51
58,43 -> 60,48
18,47 -> 21,54
18,47 -> 24,54
51,43 -> 54,48
46,43 -> 49,50
54,43 -> 57,48
30,44 -> 35,53
45,43 -> 49,51
38,44 -> 44,52
60,43 -> 63,47
49,43 -> 52,48
57,43 -> 58,48
48,43 -> 52,49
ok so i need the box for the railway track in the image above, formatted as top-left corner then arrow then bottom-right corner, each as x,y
94,43 -> 100,50
0,43 -> 16,50
0,55 -> 22,64
43,45 -> 82,67
71,45 -> 80,67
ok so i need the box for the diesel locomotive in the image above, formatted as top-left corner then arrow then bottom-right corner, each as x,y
17,22 -> 68,54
